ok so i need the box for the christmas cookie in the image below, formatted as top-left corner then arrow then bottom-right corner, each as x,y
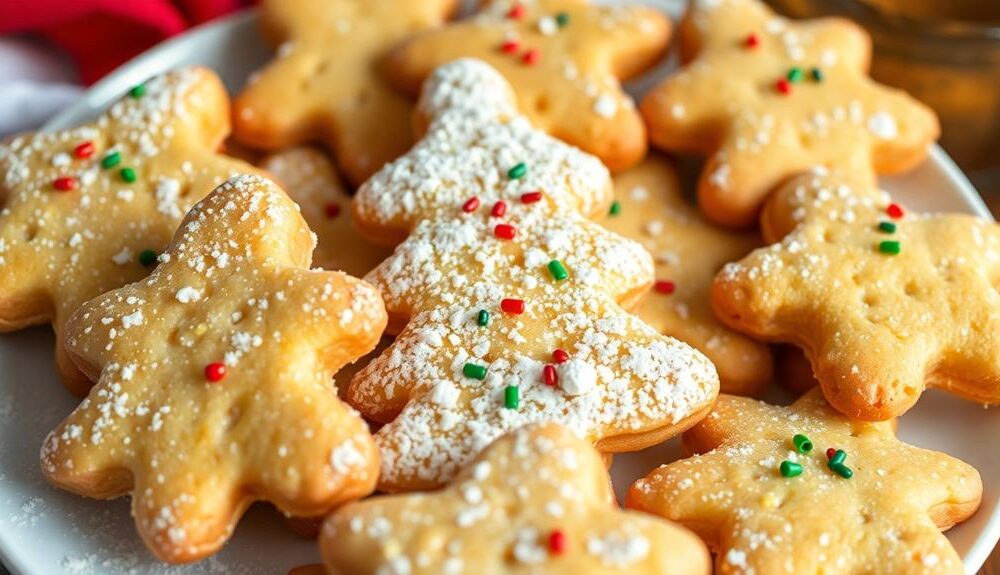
348,59 -> 719,491
627,390 -> 982,575
260,147 -> 392,277
713,172 -> 1000,420
641,0 -> 938,227
234,0 -> 458,185
41,175 -> 386,563
320,423 -> 711,574
601,156 -> 771,396
0,67 -> 260,396
385,0 -> 670,171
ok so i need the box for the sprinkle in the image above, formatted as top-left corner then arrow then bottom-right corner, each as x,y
548,530 -> 567,554
745,33 -> 760,48
463,196 -> 481,212
887,203 -> 904,219
654,280 -> 675,295
609,200 -> 621,216
500,40 -> 520,54
521,191 -> 543,203
129,83 -> 147,98
811,67 -> 823,82
139,249 -> 158,267
463,363 -> 487,380
504,385 -> 519,409
325,202 -> 341,218
547,259 -> 568,281
477,309 -> 490,327
787,67 -> 803,83
73,141 -> 95,159
879,240 -> 900,255
101,151 -> 121,169
828,449 -> 847,466
555,12 -> 570,27
500,298 -> 525,315
491,201 -> 507,217
53,176 -> 76,192
552,349 -> 569,364
826,448 -> 837,459
878,221 -> 896,233
495,224 -> 517,240
543,364 -> 558,386
792,434 -> 813,454
120,167 -> 137,183
776,78 -> 792,95
831,463 -> 854,479
522,49 -> 540,66
780,460 -> 802,477
507,3 -> 525,19
204,362 -> 226,382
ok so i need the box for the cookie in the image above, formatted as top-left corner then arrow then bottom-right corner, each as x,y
712,171 -> 1000,420
640,0 -> 939,227
627,390 -> 982,574
386,0 -> 670,172
41,175 -> 386,563
0,67 -> 260,396
320,423 -> 711,575
775,344 -> 818,396
234,0 -> 458,186
348,59 -> 719,491
260,147 -> 392,277
601,156 -> 771,396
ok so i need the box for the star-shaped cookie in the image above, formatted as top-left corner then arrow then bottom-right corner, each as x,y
348,59 -> 718,491
386,0 -> 670,171
712,172 -> 1000,420
41,175 -> 387,563
640,0 -> 938,227
627,390 -> 982,574
320,423 -> 711,574
601,156 -> 772,396
0,67 -> 260,395
234,0 -> 458,185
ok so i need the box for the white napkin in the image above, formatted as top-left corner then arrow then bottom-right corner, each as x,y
0,36 -> 83,136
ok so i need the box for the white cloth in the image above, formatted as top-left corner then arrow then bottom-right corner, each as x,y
0,36 -> 83,136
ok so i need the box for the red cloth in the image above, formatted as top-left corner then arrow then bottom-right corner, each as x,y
0,0 -> 254,84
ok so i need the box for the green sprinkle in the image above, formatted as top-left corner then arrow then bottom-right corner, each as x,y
811,67 -> 823,82
504,385 -> 519,409
101,151 -> 121,169
129,83 -> 146,98
792,434 -> 813,454
507,162 -> 527,179
547,259 -> 568,281
555,11 -> 570,27
120,167 -> 137,183
787,67 -> 803,83
879,240 -> 901,255
477,309 -> 490,327
828,449 -> 847,466
463,363 -> 487,380
830,463 -> 854,479
878,221 -> 897,233
139,249 -> 158,267
609,200 -> 621,216
779,460 -> 803,477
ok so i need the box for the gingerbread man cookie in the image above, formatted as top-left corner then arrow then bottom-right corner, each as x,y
234,0 -> 458,185
348,59 -> 719,491
641,0 -> 938,227
41,175 -> 386,563
260,147 -> 392,277
320,423 -> 711,575
628,390 -> 982,574
386,0 -> 670,172
712,172 -> 1000,420
601,156 -> 771,396
0,67 -> 260,396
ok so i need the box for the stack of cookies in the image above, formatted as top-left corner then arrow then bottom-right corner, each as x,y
0,0 -> 996,573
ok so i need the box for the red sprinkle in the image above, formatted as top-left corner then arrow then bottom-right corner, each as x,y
205,362 -> 227,382
654,280 -> 675,295
543,364 -> 558,386
500,298 -> 525,315
73,141 -> 95,159
521,191 -> 543,204
53,176 -> 76,192
552,348 -> 569,364
507,3 -> 525,19
325,202 -> 341,219
775,78 -> 792,95
745,33 -> 760,48
887,203 -> 904,219
500,40 -> 520,54
522,48 -> 540,65
491,201 -> 507,217
494,224 -> 517,240
548,530 -> 567,554
826,447 -> 837,459
462,196 -> 481,212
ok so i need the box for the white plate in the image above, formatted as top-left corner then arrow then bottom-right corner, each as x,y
2,4 -> 997,574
